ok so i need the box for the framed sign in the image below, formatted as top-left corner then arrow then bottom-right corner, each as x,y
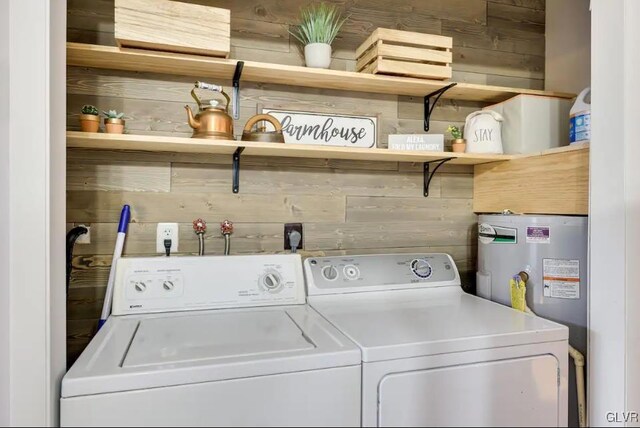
262,108 -> 377,148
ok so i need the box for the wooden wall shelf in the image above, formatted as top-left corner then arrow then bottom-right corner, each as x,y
66,43 -> 575,103
474,143 -> 590,215
66,131 -> 514,165
67,132 -> 588,211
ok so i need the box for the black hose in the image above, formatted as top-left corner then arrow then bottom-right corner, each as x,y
66,226 -> 88,295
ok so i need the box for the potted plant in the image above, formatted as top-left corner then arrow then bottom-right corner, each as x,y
289,2 -> 347,69
103,110 -> 126,134
447,125 -> 466,153
79,105 -> 100,132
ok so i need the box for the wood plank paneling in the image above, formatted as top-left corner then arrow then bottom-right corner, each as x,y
67,191 -> 347,223
488,0 -> 545,11
68,147 -> 401,171
488,2 -> 545,26
67,159 -> 171,192
171,163 -> 435,197
346,197 -> 475,222
305,221 -> 476,250
65,0 -> 548,363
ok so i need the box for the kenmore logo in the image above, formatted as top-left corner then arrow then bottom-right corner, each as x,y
130,304 -> 142,309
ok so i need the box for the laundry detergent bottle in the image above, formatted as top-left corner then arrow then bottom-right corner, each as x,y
570,87 -> 591,144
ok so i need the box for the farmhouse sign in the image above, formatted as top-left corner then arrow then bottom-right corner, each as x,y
262,109 -> 377,148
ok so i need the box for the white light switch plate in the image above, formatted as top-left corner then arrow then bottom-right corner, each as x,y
156,223 -> 179,253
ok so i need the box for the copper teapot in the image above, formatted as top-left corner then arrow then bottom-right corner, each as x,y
185,81 -> 234,140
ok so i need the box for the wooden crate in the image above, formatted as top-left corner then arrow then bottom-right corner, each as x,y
115,0 -> 230,58
356,28 -> 452,80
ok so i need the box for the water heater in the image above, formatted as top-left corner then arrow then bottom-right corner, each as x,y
477,214 -> 587,427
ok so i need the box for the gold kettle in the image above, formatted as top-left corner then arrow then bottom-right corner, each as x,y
185,81 -> 234,140
241,114 -> 285,143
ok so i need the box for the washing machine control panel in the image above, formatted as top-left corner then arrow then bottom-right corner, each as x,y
305,253 -> 460,295
112,254 -> 305,315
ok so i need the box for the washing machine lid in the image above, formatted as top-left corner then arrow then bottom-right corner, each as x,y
62,305 -> 360,398
308,287 -> 568,363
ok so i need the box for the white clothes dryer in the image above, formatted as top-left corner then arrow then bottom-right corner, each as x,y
305,253 -> 569,427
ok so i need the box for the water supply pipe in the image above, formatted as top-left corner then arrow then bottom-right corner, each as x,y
513,271 -> 587,428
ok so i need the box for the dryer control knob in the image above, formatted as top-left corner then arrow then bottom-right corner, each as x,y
322,265 -> 339,281
411,259 -> 433,279
134,281 -> 147,292
163,280 -> 175,291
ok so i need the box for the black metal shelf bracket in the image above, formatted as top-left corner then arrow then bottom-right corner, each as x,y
423,158 -> 454,197
423,83 -> 457,132
232,61 -> 244,120
232,147 -> 245,193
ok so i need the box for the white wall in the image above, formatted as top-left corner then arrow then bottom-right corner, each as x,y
0,0 -> 11,424
6,0 -> 66,425
590,0 -> 640,425
623,0 -> 640,424
49,0 -> 68,424
545,0 -> 591,93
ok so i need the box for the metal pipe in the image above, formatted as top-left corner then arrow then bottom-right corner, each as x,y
517,271 -> 587,427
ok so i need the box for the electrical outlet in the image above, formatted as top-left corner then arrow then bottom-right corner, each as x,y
76,224 -> 91,244
284,223 -> 303,251
156,223 -> 179,253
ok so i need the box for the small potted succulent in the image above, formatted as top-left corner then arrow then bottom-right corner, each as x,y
447,125 -> 466,153
289,2 -> 348,69
103,110 -> 126,134
79,105 -> 100,132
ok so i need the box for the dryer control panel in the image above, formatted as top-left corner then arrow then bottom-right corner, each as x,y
112,254 -> 305,315
305,253 -> 460,296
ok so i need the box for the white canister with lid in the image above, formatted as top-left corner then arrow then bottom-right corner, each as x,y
464,110 -> 505,154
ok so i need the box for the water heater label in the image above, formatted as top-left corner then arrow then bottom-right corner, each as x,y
526,226 -> 550,244
478,223 -> 517,244
543,258 -> 580,299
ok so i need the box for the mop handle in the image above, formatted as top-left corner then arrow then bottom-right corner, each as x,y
98,205 -> 130,329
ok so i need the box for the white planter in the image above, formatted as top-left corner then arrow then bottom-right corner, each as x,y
304,43 -> 332,68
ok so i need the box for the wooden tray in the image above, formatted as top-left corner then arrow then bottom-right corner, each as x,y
356,28 -> 452,80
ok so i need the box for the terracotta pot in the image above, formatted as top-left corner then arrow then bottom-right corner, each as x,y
451,139 -> 466,153
104,118 -> 125,134
79,114 -> 100,133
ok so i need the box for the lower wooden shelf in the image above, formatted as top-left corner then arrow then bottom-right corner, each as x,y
67,132 -> 589,212
66,132 -> 515,165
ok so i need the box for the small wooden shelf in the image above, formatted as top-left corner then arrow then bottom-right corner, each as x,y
66,131 -> 515,165
67,43 -> 575,103
474,143 -> 590,215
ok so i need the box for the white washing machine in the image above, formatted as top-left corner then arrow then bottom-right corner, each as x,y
61,254 -> 361,427
305,254 -> 569,427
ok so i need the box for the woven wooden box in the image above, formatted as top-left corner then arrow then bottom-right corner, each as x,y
356,28 -> 452,80
115,0 -> 230,58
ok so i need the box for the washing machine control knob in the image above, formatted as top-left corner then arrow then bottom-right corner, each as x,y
411,259 -> 433,279
163,280 -> 175,291
134,281 -> 147,292
262,272 -> 282,291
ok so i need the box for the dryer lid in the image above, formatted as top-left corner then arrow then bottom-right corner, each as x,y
62,305 -> 360,398
309,287 -> 568,363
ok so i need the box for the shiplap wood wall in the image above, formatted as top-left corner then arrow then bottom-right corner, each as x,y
66,0 -> 546,364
